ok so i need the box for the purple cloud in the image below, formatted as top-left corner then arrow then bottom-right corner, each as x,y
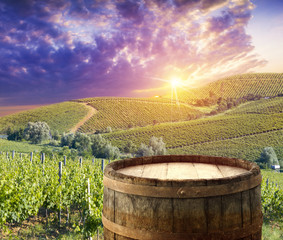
0,0 -> 266,106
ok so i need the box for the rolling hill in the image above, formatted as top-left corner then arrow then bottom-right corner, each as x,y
74,97 -> 203,133
0,72 -> 282,159
103,96 -> 283,161
0,102 -> 89,134
171,73 -> 283,103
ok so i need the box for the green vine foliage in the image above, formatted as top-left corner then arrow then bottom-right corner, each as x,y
1,151 -> 283,238
261,176 -> 283,222
0,151 -> 103,238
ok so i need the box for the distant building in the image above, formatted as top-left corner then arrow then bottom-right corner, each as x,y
271,165 -> 280,170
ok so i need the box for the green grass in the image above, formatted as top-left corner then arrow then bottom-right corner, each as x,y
0,101 -> 89,134
262,221 -> 283,240
0,139 -> 61,153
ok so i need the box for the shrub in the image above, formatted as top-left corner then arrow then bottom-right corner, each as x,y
103,143 -> 120,160
149,136 -> 166,155
73,132 -> 91,152
91,134 -> 120,159
136,136 -> 166,157
259,147 -> 279,168
136,143 -> 154,157
61,133 -> 75,148
24,122 -> 51,144
7,127 -> 24,141
124,140 -> 137,154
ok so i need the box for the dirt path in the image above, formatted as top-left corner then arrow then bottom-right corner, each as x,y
70,103 -> 97,133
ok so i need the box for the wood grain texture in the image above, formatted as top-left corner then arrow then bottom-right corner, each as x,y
103,155 -> 262,240
117,162 -> 247,180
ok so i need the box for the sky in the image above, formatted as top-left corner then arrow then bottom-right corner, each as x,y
0,0 -> 282,107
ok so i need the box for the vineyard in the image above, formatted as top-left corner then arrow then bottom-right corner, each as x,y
0,151 -> 104,239
0,102 -> 88,134
74,98 -> 202,133
172,73 -> 283,102
0,151 -> 282,239
104,113 -> 283,151
103,97 -> 283,160
226,96 -> 283,115
0,73 -> 282,238
169,130 -> 283,162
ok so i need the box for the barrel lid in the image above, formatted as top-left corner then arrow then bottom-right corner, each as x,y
104,155 -> 261,198
117,162 -> 248,180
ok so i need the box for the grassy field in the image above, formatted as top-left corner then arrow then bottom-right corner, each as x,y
0,101 -> 89,134
0,139 -> 61,153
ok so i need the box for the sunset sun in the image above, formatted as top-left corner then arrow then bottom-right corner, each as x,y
170,77 -> 182,88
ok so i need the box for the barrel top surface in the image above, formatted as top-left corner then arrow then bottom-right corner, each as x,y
116,162 -> 248,180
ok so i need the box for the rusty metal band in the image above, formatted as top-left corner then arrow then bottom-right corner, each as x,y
103,174 -> 262,198
102,214 -> 263,240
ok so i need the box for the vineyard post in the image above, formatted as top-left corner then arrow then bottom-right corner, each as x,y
92,158 -> 95,164
87,178 -> 92,240
30,152 -> 33,163
20,152 -> 22,160
41,153 -> 45,164
6,152 -> 8,159
79,157 -> 82,167
12,150 -> 15,159
101,159 -> 104,173
58,161 -> 62,226
64,155 -> 66,166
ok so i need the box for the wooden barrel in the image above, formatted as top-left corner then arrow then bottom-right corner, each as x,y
103,155 -> 262,240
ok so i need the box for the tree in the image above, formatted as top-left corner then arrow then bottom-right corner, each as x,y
259,147 -> 279,168
24,122 -> 51,144
73,132 -> 91,153
91,134 -> 120,159
103,143 -> 120,160
7,128 -> 24,141
61,133 -> 75,148
149,136 -> 166,155
136,143 -> 154,157
124,140 -> 137,154
52,130 -> 60,140
91,134 -> 107,158
136,136 -> 166,157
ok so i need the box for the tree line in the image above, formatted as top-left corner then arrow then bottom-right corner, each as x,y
6,122 -> 167,160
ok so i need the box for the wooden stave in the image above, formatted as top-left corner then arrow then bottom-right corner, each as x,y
103,155 -> 262,240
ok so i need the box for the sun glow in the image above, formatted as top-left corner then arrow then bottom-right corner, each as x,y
170,77 -> 182,87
